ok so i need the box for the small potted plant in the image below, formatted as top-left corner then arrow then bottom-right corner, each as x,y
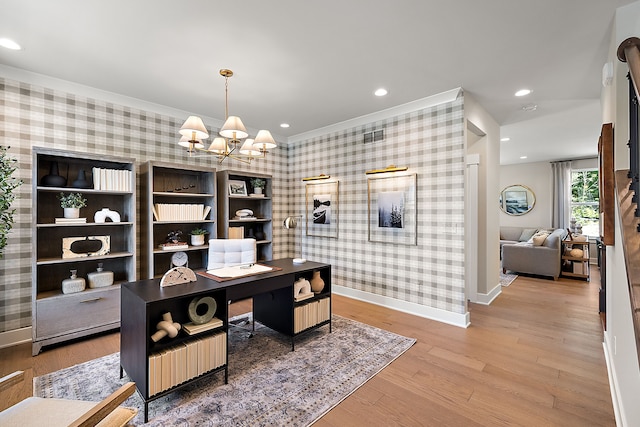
190,227 -> 208,246
250,178 -> 266,196
58,192 -> 87,218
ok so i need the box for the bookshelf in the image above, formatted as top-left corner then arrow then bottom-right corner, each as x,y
216,170 -> 273,261
32,147 -> 136,355
141,161 -> 216,279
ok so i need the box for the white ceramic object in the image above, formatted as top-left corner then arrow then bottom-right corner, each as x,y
88,263 -> 114,288
94,208 -> 121,223
62,270 -> 85,294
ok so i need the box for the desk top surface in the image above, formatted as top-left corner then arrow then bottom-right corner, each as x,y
122,258 -> 330,302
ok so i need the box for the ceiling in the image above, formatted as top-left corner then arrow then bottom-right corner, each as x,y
0,0 -> 633,164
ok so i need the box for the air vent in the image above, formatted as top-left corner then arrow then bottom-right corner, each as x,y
363,129 -> 384,143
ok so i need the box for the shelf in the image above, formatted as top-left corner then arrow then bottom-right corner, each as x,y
154,220 -> 214,225
153,191 -> 214,198
229,218 -> 271,223
37,186 -> 133,195
37,222 -> 134,228
229,195 -> 272,200
561,272 -> 589,279
36,283 -> 122,300
37,251 -> 134,265
153,245 -> 209,254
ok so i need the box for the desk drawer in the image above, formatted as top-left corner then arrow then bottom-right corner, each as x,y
36,286 -> 120,339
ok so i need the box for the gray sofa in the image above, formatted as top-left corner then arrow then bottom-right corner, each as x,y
500,226 -> 567,280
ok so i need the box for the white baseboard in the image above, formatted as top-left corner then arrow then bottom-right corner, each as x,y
333,285 -> 470,328
0,326 -> 31,349
474,283 -> 502,305
603,336 -> 624,427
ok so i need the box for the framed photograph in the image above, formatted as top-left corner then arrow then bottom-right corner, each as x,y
368,174 -> 417,245
228,180 -> 248,196
306,181 -> 339,238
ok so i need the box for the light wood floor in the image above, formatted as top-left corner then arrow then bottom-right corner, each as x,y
0,270 -> 614,426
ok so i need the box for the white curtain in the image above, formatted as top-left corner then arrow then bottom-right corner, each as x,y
551,160 -> 572,229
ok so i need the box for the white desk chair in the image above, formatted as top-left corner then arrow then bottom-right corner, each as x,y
0,371 -> 136,427
207,238 -> 257,336
207,238 -> 256,270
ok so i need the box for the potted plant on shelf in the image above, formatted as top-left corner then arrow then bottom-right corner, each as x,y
250,178 -> 266,196
58,192 -> 87,218
190,227 -> 208,246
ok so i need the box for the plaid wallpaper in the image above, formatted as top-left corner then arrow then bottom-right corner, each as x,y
288,101 -> 467,314
0,77 -> 466,334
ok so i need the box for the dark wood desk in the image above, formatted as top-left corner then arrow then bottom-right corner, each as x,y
120,258 -> 331,422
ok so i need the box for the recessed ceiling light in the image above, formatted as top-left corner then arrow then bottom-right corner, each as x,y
500,137 -> 510,142
0,38 -> 21,50
280,123 -> 290,128
515,89 -> 531,97
374,88 -> 388,97
521,103 -> 537,112
520,156 -> 528,159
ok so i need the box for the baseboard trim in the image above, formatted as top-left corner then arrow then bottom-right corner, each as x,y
603,336 -> 624,427
474,283 -> 502,305
333,285 -> 470,328
0,326 -> 32,349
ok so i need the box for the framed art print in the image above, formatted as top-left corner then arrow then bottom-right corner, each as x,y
306,180 -> 339,238
228,180 -> 248,196
368,173 -> 417,245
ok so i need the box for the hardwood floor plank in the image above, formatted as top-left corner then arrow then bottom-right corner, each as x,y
0,272 -> 615,426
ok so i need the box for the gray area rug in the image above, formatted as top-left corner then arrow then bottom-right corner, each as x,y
500,270 -> 518,286
34,315 -> 415,426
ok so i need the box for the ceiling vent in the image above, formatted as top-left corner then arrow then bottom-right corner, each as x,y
363,129 -> 384,144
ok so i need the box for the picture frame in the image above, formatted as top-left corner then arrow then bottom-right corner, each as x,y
368,173 -> 417,245
228,180 -> 248,196
306,181 -> 339,238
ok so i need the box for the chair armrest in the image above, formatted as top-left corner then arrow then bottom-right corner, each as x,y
69,382 -> 136,427
0,371 -> 24,392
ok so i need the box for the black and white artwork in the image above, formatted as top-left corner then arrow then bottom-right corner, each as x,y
312,194 -> 331,224
377,191 -> 404,228
368,173 -> 417,245
306,181 -> 339,238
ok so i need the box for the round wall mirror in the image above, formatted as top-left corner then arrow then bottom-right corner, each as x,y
499,184 -> 536,216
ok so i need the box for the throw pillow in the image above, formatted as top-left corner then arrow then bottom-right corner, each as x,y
532,232 -> 550,246
518,228 -> 538,242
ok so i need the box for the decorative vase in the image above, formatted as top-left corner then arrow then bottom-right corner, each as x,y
63,207 -> 80,219
254,225 -> 265,241
94,208 -> 121,223
310,270 -> 325,294
71,169 -> 91,189
87,262 -> 114,288
191,234 -> 205,246
41,161 -> 67,187
62,270 -> 85,294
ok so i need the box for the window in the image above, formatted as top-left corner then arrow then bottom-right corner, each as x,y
571,169 -> 599,237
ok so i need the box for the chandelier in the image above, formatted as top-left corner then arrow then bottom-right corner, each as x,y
179,69 -> 277,164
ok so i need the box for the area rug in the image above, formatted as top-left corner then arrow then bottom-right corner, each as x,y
34,315 -> 415,426
500,270 -> 518,286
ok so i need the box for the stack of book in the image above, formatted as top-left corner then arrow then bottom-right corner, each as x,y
55,217 -> 87,224
293,297 -> 330,333
92,167 -> 133,192
158,242 -> 189,250
153,204 -> 210,221
147,331 -> 226,396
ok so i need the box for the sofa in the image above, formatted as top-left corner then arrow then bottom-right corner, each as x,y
500,226 -> 567,280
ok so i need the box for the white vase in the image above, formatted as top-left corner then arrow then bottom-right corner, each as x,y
191,234 -> 205,246
254,187 -> 263,195
63,207 -> 80,219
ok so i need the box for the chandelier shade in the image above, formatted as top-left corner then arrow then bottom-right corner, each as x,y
179,115 -> 209,140
219,116 -> 249,140
253,130 -> 277,150
239,138 -> 262,156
